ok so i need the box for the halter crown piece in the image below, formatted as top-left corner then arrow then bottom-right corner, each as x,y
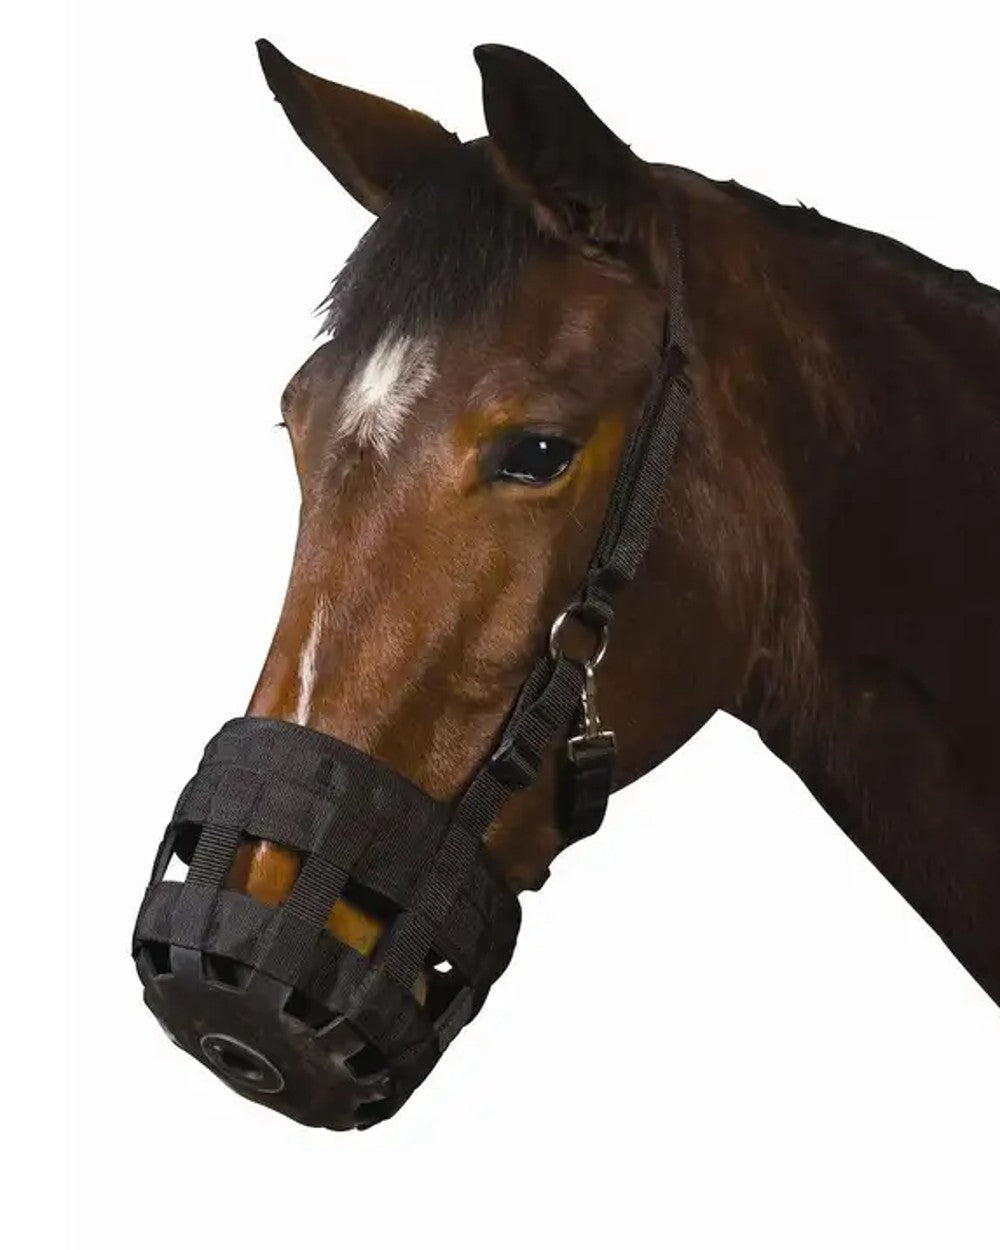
132,212 -> 695,1129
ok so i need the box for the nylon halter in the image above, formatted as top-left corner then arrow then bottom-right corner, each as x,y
132,219 -> 695,1129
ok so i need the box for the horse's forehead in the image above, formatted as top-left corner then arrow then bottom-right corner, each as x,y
291,331 -> 442,457
338,332 -> 440,457
295,262 -> 625,456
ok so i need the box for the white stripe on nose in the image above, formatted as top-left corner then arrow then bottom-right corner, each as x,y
294,596 -> 327,725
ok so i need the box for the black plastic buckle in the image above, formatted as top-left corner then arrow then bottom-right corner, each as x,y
558,730 -> 616,845
488,734 -> 542,790
556,662 -> 617,845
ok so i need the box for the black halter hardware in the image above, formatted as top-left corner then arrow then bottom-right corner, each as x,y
132,223 -> 694,1130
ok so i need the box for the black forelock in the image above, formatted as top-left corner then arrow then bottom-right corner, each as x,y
319,141 -> 548,355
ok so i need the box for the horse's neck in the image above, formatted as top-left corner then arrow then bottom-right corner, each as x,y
689,178 -> 1000,1005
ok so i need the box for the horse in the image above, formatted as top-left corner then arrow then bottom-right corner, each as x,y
134,41 -> 1000,1128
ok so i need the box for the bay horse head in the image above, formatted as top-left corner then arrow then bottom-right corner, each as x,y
245,43 -> 721,891
134,41 -> 1000,1129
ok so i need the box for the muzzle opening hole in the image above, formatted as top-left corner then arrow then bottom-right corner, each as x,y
216,1045 -> 259,1081
199,1033 -> 285,1094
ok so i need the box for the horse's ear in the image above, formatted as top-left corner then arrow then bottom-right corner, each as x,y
474,44 -> 665,280
256,40 -> 461,215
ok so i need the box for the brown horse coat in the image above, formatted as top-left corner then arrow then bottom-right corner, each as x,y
240,43 -> 1000,1015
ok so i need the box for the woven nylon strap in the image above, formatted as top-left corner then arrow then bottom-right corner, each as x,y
578,235 -> 693,627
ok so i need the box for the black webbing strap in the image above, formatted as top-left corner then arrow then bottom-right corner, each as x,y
578,228 -> 693,627
371,653 -> 584,999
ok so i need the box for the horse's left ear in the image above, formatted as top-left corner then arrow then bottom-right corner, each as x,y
474,44 -> 666,282
257,39 -> 461,215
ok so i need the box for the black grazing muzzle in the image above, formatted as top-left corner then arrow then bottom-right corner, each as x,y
132,220 -> 694,1130
133,717 -> 523,1128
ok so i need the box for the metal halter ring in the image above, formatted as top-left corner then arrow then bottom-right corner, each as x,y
548,602 -> 611,669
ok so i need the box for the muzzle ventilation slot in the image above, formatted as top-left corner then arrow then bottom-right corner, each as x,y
150,821 -> 468,1007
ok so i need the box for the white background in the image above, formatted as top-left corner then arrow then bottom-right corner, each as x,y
18,0 -> 1000,1245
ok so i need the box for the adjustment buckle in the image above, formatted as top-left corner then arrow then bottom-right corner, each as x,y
489,734 -> 541,790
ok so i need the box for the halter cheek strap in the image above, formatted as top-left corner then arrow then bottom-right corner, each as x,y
496,223 -> 694,850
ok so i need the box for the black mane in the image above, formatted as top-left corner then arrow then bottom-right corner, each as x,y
320,142 -> 545,354
320,150 -> 1000,354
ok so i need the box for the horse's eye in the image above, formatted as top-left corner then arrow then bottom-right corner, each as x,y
494,434 -> 577,485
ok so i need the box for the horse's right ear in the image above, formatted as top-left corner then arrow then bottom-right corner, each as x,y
474,44 -> 666,281
256,40 -> 461,215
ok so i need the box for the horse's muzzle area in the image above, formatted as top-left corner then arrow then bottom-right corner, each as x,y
132,717 -> 523,1130
139,945 -> 392,1130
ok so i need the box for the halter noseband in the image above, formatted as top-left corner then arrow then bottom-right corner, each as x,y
132,219 -> 694,1129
